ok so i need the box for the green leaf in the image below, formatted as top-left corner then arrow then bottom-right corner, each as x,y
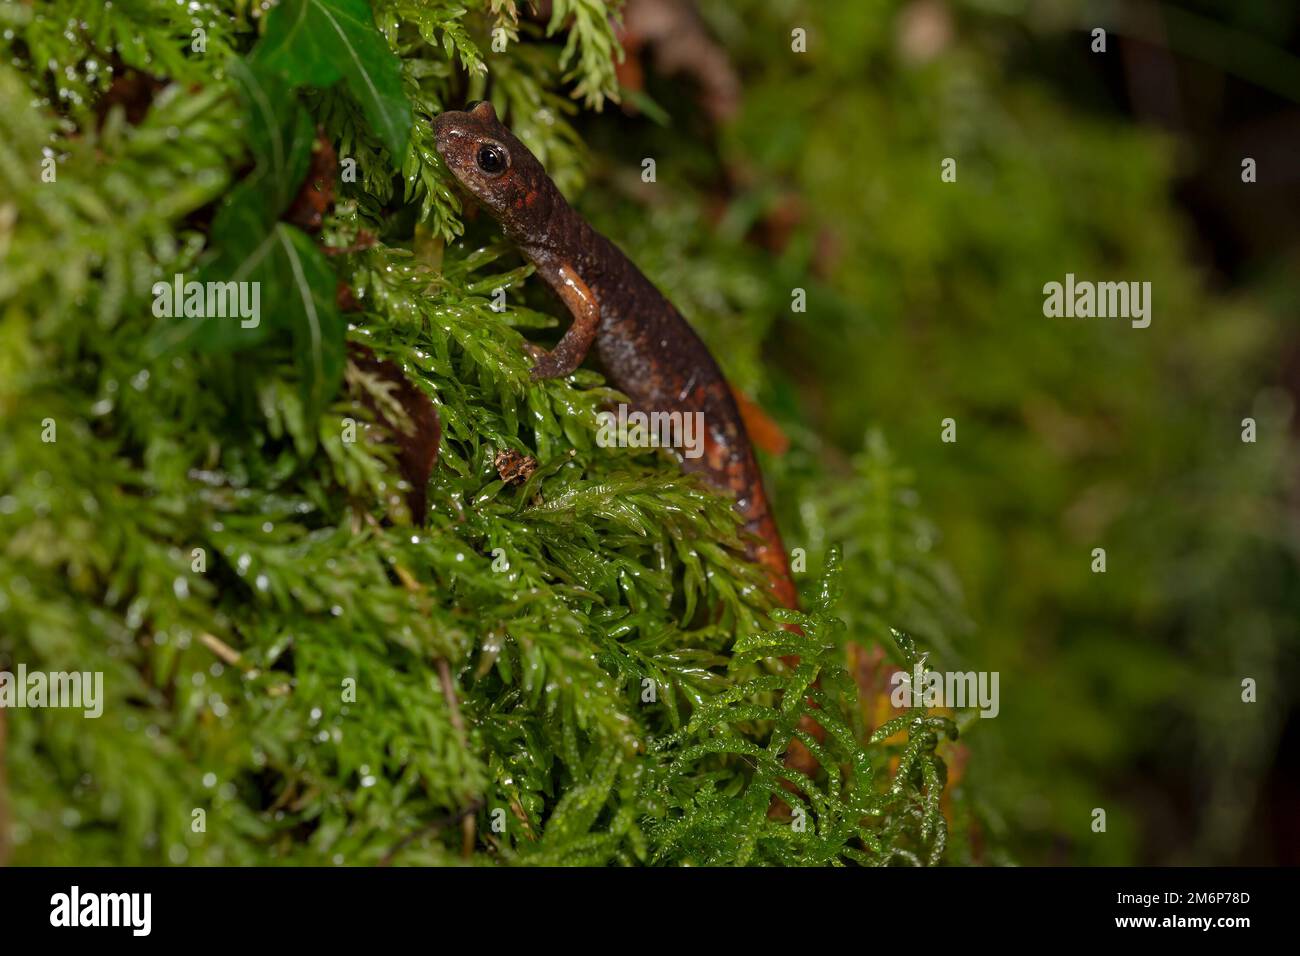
143,50 -> 342,389
251,0 -> 411,159
269,224 -> 347,419
143,56 -> 344,422
196,217 -> 344,421
148,196 -> 345,423
228,58 -> 317,217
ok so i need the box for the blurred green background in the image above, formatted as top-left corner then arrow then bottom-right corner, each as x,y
579,0 -> 1300,864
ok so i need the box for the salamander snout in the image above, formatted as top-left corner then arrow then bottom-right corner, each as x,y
431,111 -> 463,157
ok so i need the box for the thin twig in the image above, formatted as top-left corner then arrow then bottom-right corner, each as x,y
375,659 -> 481,864
437,658 -> 478,858
199,633 -> 290,695
200,632 -> 244,667
377,800 -> 482,867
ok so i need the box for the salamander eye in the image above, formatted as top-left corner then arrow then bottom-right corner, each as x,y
476,143 -> 508,176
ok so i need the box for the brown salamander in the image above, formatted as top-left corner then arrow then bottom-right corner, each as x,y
433,102 -> 798,612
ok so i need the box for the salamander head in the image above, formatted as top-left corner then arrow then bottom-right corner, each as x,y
433,102 -> 553,239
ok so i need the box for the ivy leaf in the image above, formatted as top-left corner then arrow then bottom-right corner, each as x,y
251,0 -> 411,159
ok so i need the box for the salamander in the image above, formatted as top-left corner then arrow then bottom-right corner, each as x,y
433,101 -> 798,612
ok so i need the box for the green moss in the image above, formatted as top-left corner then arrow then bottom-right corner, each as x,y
0,0 -> 978,866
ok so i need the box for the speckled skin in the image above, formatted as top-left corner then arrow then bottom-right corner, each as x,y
434,103 -> 797,611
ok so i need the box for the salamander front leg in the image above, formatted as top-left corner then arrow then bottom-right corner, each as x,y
527,262 -> 601,381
